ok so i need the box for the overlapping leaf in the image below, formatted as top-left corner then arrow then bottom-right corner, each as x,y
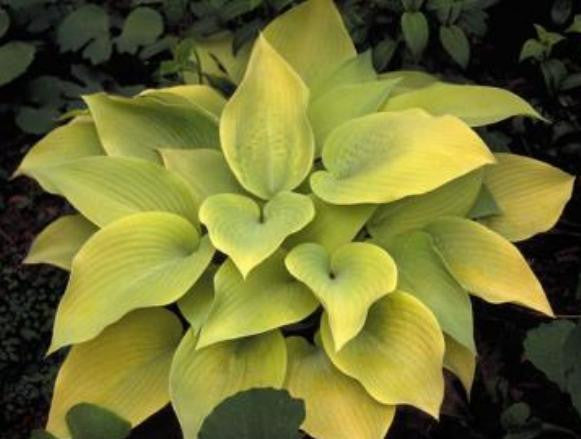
443,335 -> 476,394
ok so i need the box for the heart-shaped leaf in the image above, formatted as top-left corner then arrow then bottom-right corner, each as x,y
35,157 -> 199,228
220,35 -> 314,199
0,41 -> 36,86
425,217 -> 553,315
368,171 -> 483,247
47,308 -> 182,438
66,403 -> 131,439
382,82 -> 544,127
160,149 -> 244,207
24,214 -> 98,271
285,242 -> 397,350
321,291 -> 445,418
386,231 -> 475,352
116,7 -> 163,55
199,388 -> 305,439
170,330 -> 287,439
285,337 -> 396,439
311,110 -> 495,204
263,0 -> 356,88
198,251 -> 318,348
15,118 -> 104,194
200,192 -> 314,277
85,93 -> 220,163
480,153 -> 574,241
49,212 -> 214,352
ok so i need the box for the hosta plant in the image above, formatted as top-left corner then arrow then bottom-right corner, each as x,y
17,0 -> 575,438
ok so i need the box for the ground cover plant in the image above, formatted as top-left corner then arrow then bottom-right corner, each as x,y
2,0 -> 571,437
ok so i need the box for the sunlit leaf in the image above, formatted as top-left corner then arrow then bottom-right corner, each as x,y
467,184 -> 503,219
220,36 -> 314,199
286,242 -> 397,350
49,212 -> 214,352
378,70 -> 438,96
200,192 -> 314,277
170,330 -> 287,439
24,215 -> 97,271
178,267 -> 216,333
443,335 -> 476,394
425,217 -> 553,315
264,0 -> 356,87
285,337 -> 396,439
479,153 -> 575,241
368,171 -> 483,247
84,93 -> 220,162
47,308 -> 182,438
311,110 -> 494,204
35,157 -> 199,228
313,50 -> 377,98
148,85 -> 226,116
198,251 -> 318,348
321,291 -> 445,417
382,82 -> 544,127
15,118 -> 104,194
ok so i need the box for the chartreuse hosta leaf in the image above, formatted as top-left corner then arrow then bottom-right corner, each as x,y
379,70 -> 438,96
284,195 -> 376,253
35,157 -> 199,228
178,267 -> 216,333
479,153 -> 574,241
425,217 -> 553,315
313,50 -> 377,98
285,242 -> 397,350
321,291 -> 445,417
24,214 -> 97,271
309,79 -> 399,152
144,84 -> 226,117
14,117 -> 103,193
200,192 -> 314,277
198,251 -> 318,348
311,110 -> 495,205
160,149 -> 244,207
84,92 -> 220,163
170,330 -> 287,439
443,335 -> 476,394
47,308 -> 182,438
368,171 -> 483,247
285,337 -> 396,439
382,82 -> 544,127
49,212 -> 214,352
220,35 -> 314,199
387,231 -> 475,353
263,0 -> 356,88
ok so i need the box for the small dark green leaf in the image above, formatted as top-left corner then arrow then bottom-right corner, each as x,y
373,38 -> 398,71
551,0 -> 572,26
563,323 -> 581,416
524,320 -> 576,391
219,0 -> 263,21
0,41 -> 35,86
468,184 -> 502,219
534,24 -> 565,48
30,430 -> 58,439
199,388 -> 305,439
439,24 -> 470,68
541,58 -> 567,92
402,0 -> 424,12
560,73 -> 581,91
519,39 -> 546,62
117,7 -> 164,55
66,403 -> 131,439
401,11 -> 429,59
566,15 -> 581,33
0,8 -> 10,38
501,402 -> 531,429
16,106 -> 60,135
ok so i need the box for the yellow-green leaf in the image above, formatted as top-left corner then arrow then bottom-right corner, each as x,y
263,0 -> 356,88
284,195 -> 376,253
24,215 -> 97,271
443,334 -> 476,395
36,157 -> 199,228
387,231 -> 475,352
220,35 -> 314,199
285,242 -> 397,350
143,84 -> 226,117
49,212 -> 214,352
425,217 -> 553,315
285,337 -> 396,439
84,93 -> 220,163
313,50 -> 377,98
170,330 -> 287,439
321,291 -> 445,417
311,110 -> 494,204
479,153 -> 574,241
200,192 -> 314,277
309,79 -> 399,152
197,251 -> 318,348
14,117 -> 104,193
160,149 -> 244,207
177,266 -> 216,333
47,308 -> 182,438
378,70 -> 438,96
382,82 -> 544,127
368,171 -> 483,247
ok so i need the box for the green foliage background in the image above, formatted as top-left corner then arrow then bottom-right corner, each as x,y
1,0 -> 580,438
